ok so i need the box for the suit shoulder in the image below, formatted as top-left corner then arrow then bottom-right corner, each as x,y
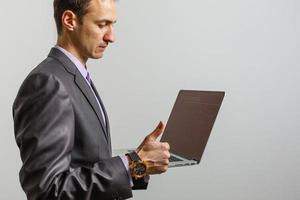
21,56 -> 74,90
13,57 -> 72,107
31,56 -> 69,77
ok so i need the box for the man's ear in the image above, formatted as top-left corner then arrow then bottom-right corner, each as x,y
61,10 -> 78,32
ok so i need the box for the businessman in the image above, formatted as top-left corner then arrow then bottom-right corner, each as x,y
12,0 -> 170,199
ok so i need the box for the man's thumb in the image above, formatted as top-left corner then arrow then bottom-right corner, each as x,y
148,121 -> 164,140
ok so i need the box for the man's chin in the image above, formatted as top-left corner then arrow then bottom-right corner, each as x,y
91,53 -> 104,59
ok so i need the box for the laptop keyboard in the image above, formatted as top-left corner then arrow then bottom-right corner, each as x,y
169,155 -> 183,162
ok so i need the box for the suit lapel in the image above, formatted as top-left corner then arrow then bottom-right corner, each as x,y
74,74 -> 109,142
90,81 -> 111,145
48,48 -> 109,143
90,82 -> 111,154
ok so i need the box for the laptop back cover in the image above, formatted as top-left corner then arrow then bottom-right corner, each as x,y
161,90 -> 225,162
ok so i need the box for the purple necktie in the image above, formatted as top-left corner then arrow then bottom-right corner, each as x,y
86,72 -> 91,84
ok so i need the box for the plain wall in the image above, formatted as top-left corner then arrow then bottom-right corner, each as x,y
1,0 -> 299,199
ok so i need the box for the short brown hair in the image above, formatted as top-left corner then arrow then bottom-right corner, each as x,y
53,0 -> 92,34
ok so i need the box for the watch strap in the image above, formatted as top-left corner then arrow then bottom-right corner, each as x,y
132,177 -> 149,190
126,151 -> 141,162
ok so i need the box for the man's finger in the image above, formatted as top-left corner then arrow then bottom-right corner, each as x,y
161,142 -> 170,151
148,121 -> 164,140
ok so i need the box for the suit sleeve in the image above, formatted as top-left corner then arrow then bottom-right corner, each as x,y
13,73 -> 133,200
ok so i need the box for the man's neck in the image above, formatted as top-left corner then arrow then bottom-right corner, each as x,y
57,37 -> 88,65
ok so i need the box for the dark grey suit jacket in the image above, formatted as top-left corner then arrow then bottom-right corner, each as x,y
13,48 -> 147,200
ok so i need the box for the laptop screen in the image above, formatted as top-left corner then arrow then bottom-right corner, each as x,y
160,90 -> 225,162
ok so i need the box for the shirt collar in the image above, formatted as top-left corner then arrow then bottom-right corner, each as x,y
54,45 -> 90,82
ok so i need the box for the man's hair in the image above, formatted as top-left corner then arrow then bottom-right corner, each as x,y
53,0 -> 92,35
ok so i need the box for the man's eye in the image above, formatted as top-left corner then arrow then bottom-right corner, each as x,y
98,24 -> 106,28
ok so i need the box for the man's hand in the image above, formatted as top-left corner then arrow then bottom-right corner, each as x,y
136,121 -> 170,175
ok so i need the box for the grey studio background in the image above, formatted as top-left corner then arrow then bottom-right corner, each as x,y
0,0 -> 299,199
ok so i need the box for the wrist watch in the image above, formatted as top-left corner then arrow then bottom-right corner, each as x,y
126,151 -> 147,179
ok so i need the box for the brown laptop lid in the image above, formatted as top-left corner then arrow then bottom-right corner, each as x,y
161,90 -> 225,162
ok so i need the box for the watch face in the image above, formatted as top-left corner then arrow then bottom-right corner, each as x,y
134,162 -> 146,175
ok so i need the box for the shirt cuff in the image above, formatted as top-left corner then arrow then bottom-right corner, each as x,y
120,155 -> 134,187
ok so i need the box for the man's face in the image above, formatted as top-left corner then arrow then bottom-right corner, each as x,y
72,0 -> 117,61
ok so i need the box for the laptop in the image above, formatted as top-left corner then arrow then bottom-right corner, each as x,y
117,90 -> 225,168
161,90 -> 225,168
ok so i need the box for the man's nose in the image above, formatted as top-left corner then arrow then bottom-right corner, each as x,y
104,25 -> 115,43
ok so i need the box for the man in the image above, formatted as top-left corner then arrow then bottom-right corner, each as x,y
12,0 -> 170,199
